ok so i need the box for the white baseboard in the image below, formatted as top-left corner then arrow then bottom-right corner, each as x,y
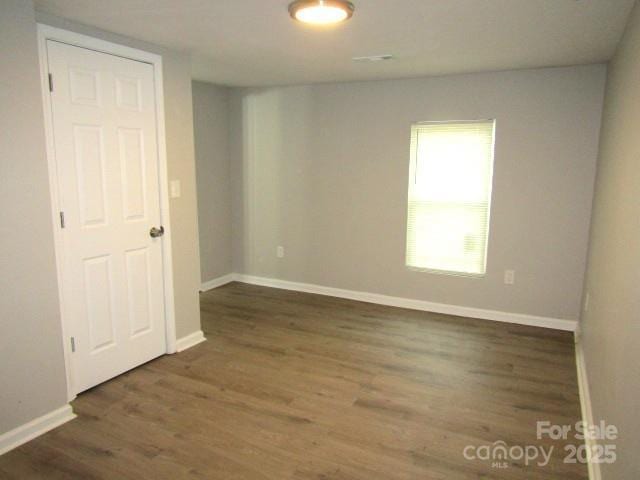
233,273 -> 578,332
0,404 -> 75,456
574,338 -> 601,480
175,330 -> 206,352
200,273 -> 235,292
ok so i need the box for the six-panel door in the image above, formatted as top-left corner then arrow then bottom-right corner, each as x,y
47,40 -> 167,393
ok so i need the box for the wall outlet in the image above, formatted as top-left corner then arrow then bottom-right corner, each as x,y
504,269 -> 515,285
170,180 -> 181,198
276,246 -> 285,258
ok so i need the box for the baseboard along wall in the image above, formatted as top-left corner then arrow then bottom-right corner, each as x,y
0,405 -> 75,456
574,338 -> 601,480
175,330 -> 207,352
200,273 -> 235,293
201,273 -> 578,332
0,330 -> 207,457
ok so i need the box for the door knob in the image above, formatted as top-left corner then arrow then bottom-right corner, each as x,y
149,226 -> 165,238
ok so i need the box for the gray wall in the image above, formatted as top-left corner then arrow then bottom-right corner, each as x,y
0,1 -> 202,435
581,1 -> 640,478
230,65 -> 606,320
0,0 -> 69,434
193,81 -> 233,283
35,12 -> 202,340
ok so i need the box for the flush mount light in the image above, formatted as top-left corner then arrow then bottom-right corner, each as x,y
288,0 -> 355,25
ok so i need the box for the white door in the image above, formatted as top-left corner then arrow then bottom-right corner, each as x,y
47,40 -> 167,393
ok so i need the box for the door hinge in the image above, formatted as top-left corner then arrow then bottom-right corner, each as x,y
70,337 -> 76,353
48,73 -> 53,92
59,211 -> 65,229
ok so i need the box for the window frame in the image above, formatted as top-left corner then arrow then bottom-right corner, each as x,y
405,119 -> 497,277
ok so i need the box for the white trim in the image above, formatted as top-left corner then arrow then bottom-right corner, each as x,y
200,273 -> 235,292
0,405 -> 75,456
175,330 -> 207,352
574,337 -> 601,480
37,25 -> 75,402
36,24 -> 177,400
232,274 -> 578,331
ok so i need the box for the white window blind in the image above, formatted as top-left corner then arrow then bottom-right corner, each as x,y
406,120 -> 496,275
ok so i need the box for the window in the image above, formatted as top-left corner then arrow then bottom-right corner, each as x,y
405,120 -> 495,275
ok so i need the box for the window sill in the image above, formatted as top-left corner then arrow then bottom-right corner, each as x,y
406,266 -> 486,279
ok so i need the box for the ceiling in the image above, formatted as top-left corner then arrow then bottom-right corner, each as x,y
34,0 -> 634,87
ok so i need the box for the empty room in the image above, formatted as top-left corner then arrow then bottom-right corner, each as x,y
1,0 -> 638,478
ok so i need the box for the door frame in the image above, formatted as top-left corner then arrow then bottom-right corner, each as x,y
36,24 -> 177,401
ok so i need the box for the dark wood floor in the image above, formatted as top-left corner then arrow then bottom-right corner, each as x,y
0,282 -> 587,479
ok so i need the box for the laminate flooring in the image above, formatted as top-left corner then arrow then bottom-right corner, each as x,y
0,282 -> 587,479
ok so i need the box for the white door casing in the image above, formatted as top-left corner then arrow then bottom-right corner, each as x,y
41,33 -> 175,395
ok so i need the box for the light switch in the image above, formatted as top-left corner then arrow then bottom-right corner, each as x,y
170,180 -> 181,198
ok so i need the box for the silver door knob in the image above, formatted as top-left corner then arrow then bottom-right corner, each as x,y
150,226 -> 165,238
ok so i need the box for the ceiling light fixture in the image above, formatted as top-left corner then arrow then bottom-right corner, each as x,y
288,0 -> 355,25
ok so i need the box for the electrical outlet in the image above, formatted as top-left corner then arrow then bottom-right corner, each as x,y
276,246 -> 285,258
504,269 -> 515,285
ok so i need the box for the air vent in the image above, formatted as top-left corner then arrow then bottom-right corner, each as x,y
352,54 -> 394,62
